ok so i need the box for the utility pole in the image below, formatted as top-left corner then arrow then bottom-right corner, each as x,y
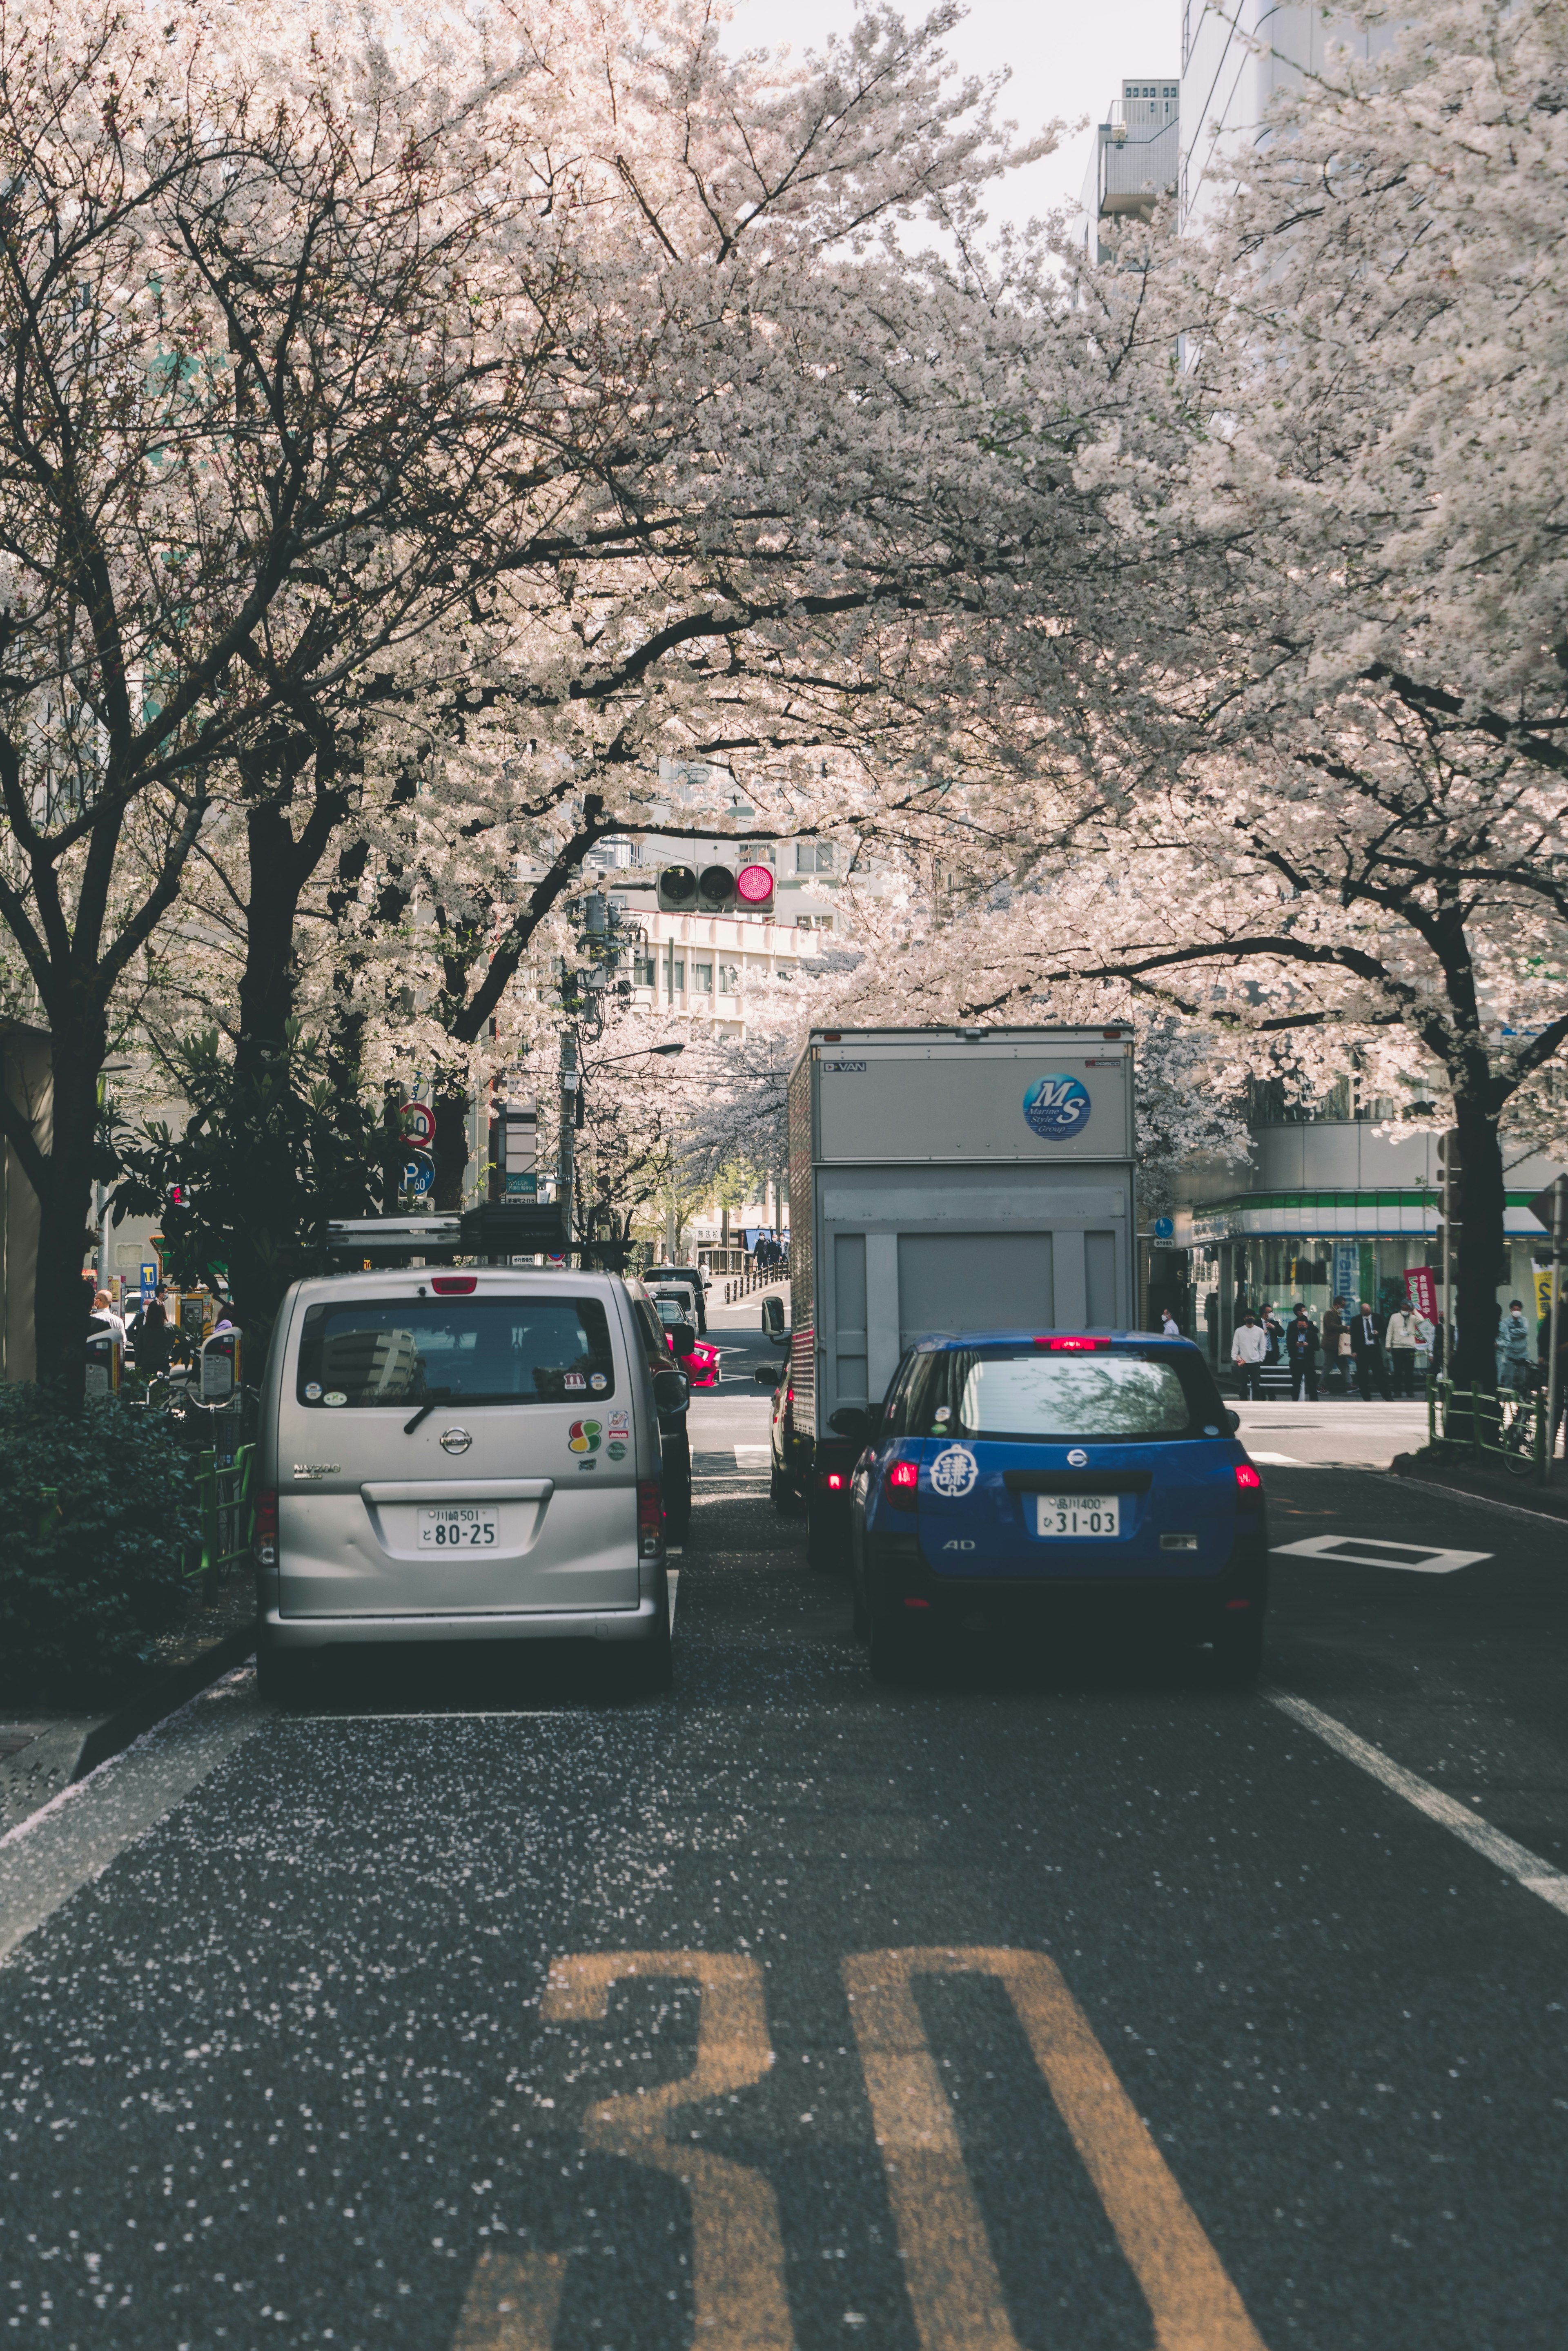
558,1034 -> 577,1255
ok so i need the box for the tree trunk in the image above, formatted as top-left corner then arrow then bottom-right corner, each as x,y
431,1079 -> 471,1212
1450,1090 -> 1508,1392
234,798 -> 305,1085
33,1024 -> 108,1403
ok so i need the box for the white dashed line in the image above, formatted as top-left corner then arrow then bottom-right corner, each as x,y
1268,1689 -> 1568,1916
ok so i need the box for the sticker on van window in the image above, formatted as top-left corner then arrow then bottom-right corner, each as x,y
305,1382 -> 323,1400
929,1445 -> 978,1498
564,1372 -> 586,1391
568,1419 -> 601,1454
323,1391 -> 347,1408
590,1372 -> 608,1391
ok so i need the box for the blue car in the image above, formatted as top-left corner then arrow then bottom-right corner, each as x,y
845,1331 -> 1267,1685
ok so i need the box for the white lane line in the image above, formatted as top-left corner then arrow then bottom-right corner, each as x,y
733,1444 -> 771,1469
1273,1534 -> 1491,1574
0,1667 -> 264,1965
1267,1690 -> 1568,1916
1247,1452 -> 1304,1466
668,1569 -> 679,1629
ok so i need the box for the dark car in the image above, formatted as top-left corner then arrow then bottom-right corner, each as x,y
844,1330 -> 1266,1685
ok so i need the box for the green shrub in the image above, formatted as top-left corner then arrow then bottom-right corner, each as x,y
0,1387 -> 200,1704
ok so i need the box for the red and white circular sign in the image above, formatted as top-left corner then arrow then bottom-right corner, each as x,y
401,1101 -> 437,1147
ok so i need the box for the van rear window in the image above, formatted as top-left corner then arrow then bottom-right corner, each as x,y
295,1297 -> 615,1408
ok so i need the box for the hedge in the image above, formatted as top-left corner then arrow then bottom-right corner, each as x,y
0,1386 -> 201,1704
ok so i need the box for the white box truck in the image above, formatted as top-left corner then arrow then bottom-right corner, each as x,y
775,1025 -> 1137,1561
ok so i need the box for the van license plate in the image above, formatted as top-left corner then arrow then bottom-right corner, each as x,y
419,1506 -> 499,1549
1036,1495 -> 1120,1538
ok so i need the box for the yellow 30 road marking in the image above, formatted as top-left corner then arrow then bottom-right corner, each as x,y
843,1948 -> 1269,2351
451,2250 -> 568,2350
541,1950 -> 795,2350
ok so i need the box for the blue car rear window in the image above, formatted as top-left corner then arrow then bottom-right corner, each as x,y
923,1346 -> 1223,1443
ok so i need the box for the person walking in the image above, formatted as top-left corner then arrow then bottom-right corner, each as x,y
1350,1300 -> 1392,1399
1230,1310 -> 1268,1402
1384,1300 -> 1423,1397
1322,1298 -> 1346,1395
1497,1300 -> 1534,1392
138,1284 -> 172,1375
1285,1305 -> 1320,1401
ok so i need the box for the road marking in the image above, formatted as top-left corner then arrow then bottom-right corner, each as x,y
451,2249 -> 567,2349
1246,1452 -> 1303,1465
734,1444 -> 771,1469
843,1948 -> 1269,2351
0,1668 -> 263,1965
1268,1691 -> 1568,1914
1272,1534 -> 1491,1573
543,1951 -> 794,2348
668,1570 -> 680,1629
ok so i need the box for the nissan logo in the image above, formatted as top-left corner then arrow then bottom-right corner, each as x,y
1067,1448 -> 1089,1468
440,1427 -> 472,1456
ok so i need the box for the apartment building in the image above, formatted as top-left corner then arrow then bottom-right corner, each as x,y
1079,76 -> 1180,261
1179,2 -> 1396,227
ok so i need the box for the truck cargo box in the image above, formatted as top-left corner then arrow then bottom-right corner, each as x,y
787,1026 -> 1136,1440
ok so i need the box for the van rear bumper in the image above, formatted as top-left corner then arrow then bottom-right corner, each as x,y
261,1597 -> 663,1649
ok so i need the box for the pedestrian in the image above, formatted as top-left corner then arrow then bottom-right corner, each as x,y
1350,1300 -> 1392,1399
1160,1306 -> 1180,1338
1322,1297 -> 1346,1395
1285,1304 -> 1320,1401
1261,1304 -> 1284,1366
138,1284 -> 172,1375
1428,1310 -> 1446,1380
1384,1298 -> 1423,1397
1230,1310 -> 1267,1402
1497,1299 -> 1533,1392
91,1288 -> 126,1344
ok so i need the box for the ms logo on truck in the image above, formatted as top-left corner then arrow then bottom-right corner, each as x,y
1022,1074 -> 1091,1140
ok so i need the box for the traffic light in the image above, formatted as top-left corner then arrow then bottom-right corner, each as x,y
657,860 -> 774,915
1435,1127 -> 1463,1284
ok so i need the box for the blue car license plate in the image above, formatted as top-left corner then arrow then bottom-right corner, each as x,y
1036,1495 -> 1120,1538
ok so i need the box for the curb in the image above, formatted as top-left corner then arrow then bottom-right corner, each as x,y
1387,1460 -> 1568,1529
71,1622 -> 257,1781
1,1622 -> 256,1840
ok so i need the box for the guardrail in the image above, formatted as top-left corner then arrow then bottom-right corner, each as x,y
722,1265 -> 789,1305
194,1444 -> 256,1598
1428,1377 -> 1548,1482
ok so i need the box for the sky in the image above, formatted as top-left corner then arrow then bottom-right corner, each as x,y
729,0 -> 1180,232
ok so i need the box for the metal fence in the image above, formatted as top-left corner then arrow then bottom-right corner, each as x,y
194,1444 -> 257,1598
1428,1377 -> 1550,1482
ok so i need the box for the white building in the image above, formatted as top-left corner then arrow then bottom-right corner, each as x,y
1180,4 -> 1396,228
1079,76 -> 1180,261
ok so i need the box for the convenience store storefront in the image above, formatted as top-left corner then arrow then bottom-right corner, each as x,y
1174,1189 -> 1553,1368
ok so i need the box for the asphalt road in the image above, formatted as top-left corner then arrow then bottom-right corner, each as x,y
3,1328 -> 1566,2351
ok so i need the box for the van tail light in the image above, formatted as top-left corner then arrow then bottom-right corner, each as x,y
637,1478 -> 665,1558
432,1274 -> 477,1295
254,1487 -> 278,1569
886,1459 -> 919,1510
818,1469 -> 846,1492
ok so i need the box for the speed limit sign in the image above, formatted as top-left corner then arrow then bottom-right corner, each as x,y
401,1100 -> 436,1148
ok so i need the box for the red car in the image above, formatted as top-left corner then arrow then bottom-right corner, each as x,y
653,1293 -> 720,1388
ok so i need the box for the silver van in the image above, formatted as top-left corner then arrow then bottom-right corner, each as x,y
252,1269 -> 686,1701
